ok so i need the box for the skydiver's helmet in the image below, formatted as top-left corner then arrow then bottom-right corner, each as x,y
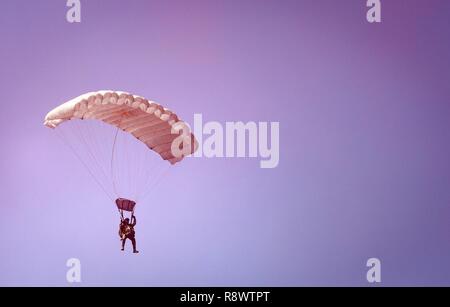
124,218 -> 130,224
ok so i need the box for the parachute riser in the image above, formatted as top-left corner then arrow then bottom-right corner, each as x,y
119,209 -> 135,221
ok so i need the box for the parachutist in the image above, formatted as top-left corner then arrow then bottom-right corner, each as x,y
119,215 -> 139,253
44,91 -> 197,251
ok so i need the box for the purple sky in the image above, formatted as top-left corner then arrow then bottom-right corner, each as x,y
1,0 -> 450,286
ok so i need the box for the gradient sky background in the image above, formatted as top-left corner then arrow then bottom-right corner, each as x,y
1,0 -> 450,286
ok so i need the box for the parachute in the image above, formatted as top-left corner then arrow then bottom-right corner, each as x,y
44,90 -> 197,215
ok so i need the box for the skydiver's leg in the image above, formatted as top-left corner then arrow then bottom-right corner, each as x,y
121,238 -> 126,250
130,236 -> 138,253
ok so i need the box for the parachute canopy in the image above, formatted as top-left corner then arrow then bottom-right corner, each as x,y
44,90 -> 197,164
44,90 -> 197,203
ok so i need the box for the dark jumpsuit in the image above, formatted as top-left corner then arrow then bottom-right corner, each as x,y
121,216 -> 137,252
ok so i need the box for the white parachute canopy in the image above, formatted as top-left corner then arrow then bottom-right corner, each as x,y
44,90 -> 197,204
